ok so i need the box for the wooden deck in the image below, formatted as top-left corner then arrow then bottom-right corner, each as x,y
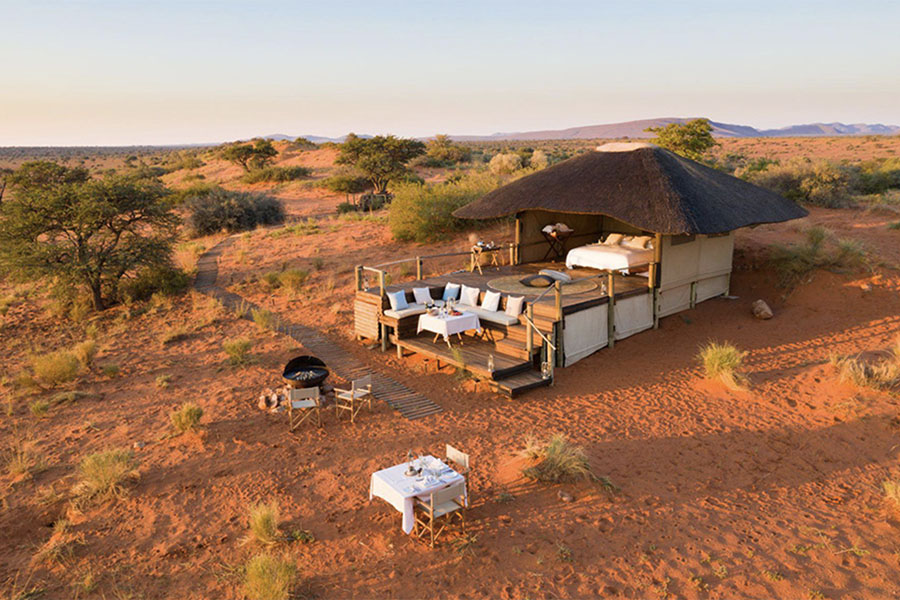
362,261 -> 651,318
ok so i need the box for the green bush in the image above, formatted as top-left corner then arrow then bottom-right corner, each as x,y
320,174 -> 370,194
241,166 -> 312,184
243,553 -> 296,600
698,341 -> 747,390
489,153 -> 523,175
170,402 -> 203,433
119,265 -> 191,303
31,350 -> 81,386
223,337 -> 252,365
389,173 -> 503,242
73,449 -> 138,503
186,188 -> 285,236
747,158 -> 853,208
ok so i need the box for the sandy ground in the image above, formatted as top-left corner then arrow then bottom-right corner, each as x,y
2,193 -> 900,599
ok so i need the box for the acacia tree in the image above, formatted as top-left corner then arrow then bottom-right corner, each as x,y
645,118 -> 717,161
0,163 -> 178,310
220,139 -> 279,171
335,134 -> 425,194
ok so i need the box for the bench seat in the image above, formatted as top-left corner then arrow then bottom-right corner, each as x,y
383,304 -> 428,320
456,304 -> 519,326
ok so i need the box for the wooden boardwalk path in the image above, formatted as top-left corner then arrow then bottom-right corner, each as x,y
194,236 -> 443,420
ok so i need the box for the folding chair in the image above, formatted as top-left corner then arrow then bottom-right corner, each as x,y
288,387 -> 321,430
334,375 -> 373,423
445,444 -> 470,476
413,480 -> 467,548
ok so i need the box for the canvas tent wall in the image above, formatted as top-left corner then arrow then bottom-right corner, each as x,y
657,233 -> 734,318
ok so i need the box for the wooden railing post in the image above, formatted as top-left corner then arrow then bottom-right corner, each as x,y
514,217 -> 522,265
607,271 -> 615,349
354,265 -> 362,291
508,243 -> 514,267
554,281 -> 562,321
415,256 -> 423,281
526,304 -> 534,356
379,270 -> 386,298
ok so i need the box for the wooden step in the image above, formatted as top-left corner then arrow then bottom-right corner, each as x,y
506,324 -> 554,344
492,370 -> 553,397
396,335 -> 531,380
494,337 -> 540,363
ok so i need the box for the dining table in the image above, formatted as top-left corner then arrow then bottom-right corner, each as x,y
369,455 -> 467,534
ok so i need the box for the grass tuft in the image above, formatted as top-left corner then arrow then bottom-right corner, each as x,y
829,339 -> 900,390
170,402 -> 203,433
242,553 -> 296,600
223,337 -> 252,365
769,226 -> 868,288
698,341 -> 748,390
31,349 -> 81,386
520,433 -> 596,483
248,501 -> 281,545
72,448 -> 139,504
72,340 -> 98,369
883,478 -> 900,509
251,308 -> 279,331
34,520 -> 83,564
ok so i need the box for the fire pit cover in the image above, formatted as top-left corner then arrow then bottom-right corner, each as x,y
282,355 -> 329,388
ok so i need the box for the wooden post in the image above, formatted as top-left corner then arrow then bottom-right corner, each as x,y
526,304 -> 534,356
690,281 -> 697,309
607,271 -> 615,349
380,322 -> 388,352
416,256 -> 423,281
653,233 -> 663,288
354,265 -> 362,291
379,270 -> 386,298
514,216 -> 522,265
554,280 -> 562,321
508,243 -> 514,267
653,288 -> 660,329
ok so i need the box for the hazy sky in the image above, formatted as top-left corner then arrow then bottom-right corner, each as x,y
2,0 -> 899,145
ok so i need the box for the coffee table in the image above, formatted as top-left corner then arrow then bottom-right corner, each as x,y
417,311 -> 481,348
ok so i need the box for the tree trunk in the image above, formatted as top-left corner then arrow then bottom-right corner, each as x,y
89,281 -> 105,311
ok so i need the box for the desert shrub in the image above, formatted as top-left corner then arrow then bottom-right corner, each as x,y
769,226 -> 867,288
241,166 -> 312,184
72,340 -> 97,369
243,553 -> 296,600
119,265 -> 191,303
251,308 -> 278,331
529,149 -> 550,170
186,188 -> 285,236
159,325 -> 191,346
421,134 -> 471,167
155,374 -> 172,388
389,172 -> 503,242
830,341 -> 900,390
520,433 -> 595,483
336,201 -> 357,214
35,520 -> 83,564
489,153 -> 523,175
855,158 -> 900,194
4,435 -> 43,478
884,478 -> 900,509
31,349 -> 81,386
320,173 -> 370,194
248,501 -> 281,545
102,364 -> 120,378
73,449 -> 138,503
747,158 -> 853,208
698,341 -> 747,390
223,337 -> 252,365
278,269 -> 308,292
170,402 -> 203,433
29,399 -> 50,418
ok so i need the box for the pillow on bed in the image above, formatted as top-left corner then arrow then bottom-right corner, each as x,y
481,290 -> 501,312
460,284 -> 480,306
603,233 -> 624,245
623,235 -> 653,249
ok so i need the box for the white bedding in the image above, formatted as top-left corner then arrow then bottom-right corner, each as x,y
565,244 -> 653,271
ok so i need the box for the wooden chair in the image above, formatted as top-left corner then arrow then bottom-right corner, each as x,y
334,375 -> 373,423
446,444 -> 470,476
288,387 -> 321,430
413,480 -> 467,548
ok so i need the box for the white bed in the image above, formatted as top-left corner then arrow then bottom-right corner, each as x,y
565,235 -> 653,271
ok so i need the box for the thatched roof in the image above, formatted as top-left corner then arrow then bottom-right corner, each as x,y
454,143 -> 807,234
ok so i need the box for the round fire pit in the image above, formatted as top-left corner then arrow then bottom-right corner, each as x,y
282,355 -> 329,389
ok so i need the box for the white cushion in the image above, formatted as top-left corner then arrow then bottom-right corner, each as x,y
443,282 -> 460,301
481,290 -> 501,312
505,295 -> 525,318
460,305 -> 519,326
603,233 -> 624,245
387,290 -> 408,311
412,287 -> 432,305
383,303 -> 427,319
460,284 -> 480,306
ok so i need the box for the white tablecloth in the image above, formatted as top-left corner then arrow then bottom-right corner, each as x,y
417,312 -> 481,341
369,456 -> 466,534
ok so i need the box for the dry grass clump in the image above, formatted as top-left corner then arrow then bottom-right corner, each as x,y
698,341 -> 748,390
769,226 -> 867,288
243,553 -> 296,600
883,479 -> 900,509
30,349 -> 81,386
72,340 -> 97,368
520,433 -> 595,483
72,448 -> 139,504
829,339 -> 900,390
4,433 -> 45,479
223,337 -> 252,365
247,501 -> 282,545
278,268 -> 308,293
159,325 -> 191,346
34,520 -> 83,565
251,308 -> 279,331
170,402 -> 203,433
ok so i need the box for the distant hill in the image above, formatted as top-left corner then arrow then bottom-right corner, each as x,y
261,133 -> 372,144
447,118 -> 900,141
